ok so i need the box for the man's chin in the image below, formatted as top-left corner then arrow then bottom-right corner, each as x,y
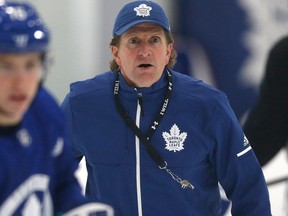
0,107 -> 27,126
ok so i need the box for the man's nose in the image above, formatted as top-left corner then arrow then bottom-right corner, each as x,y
138,43 -> 151,57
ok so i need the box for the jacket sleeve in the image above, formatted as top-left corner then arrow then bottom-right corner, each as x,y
209,93 -> 271,215
61,93 -> 84,162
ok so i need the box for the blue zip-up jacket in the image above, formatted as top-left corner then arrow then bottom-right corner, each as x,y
61,70 -> 271,216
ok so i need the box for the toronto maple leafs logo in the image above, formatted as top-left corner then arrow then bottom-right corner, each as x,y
13,34 -> 29,48
0,174 -> 52,216
162,124 -> 187,152
134,4 -> 152,17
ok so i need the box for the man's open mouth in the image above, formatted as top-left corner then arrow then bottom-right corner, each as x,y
138,64 -> 152,68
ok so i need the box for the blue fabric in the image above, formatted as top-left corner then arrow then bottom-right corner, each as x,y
61,70 -> 271,216
174,0 -> 256,119
113,0 -> 170,36
0,87 -> 86,215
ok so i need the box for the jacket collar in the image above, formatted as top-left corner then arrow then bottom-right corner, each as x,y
118,69 -> 168,95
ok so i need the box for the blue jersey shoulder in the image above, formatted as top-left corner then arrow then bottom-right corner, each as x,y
171,70 -> 228,103
69,71 -> 115,98
28,87 -> 65,131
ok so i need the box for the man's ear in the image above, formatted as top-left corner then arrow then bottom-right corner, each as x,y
111,46 -> 121,66
167,43 -> 173,56
111,46 -> 119,59
165,43 -> 173,65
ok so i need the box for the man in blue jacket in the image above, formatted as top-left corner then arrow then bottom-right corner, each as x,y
61,1 -> 271,215
0,2 -> 113,215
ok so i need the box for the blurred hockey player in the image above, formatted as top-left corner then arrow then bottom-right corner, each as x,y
0,1 -> 113,215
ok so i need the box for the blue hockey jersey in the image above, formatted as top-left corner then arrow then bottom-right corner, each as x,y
0,87 -> 87,215
61,70 -> 271,216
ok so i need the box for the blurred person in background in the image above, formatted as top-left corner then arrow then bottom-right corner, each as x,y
243,36 -> 288,168
0,1 -> 113,215
173,0 -> 288,121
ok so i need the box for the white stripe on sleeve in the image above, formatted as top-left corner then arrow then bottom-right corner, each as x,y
237,146 -> 252,157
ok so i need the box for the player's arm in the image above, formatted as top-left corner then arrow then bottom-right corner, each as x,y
210,94 -> 271,215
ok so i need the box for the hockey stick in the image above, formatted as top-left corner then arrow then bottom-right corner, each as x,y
266,176 -> 288,186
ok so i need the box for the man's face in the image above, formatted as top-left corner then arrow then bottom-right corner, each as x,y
0,53 -> 42,126
111,23 -> 173,88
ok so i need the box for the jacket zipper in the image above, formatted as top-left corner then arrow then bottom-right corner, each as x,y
135,89 -> 143,216
137,92 -> 144,117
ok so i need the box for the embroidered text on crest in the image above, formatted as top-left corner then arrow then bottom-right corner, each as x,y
162,124 -> 187,152
134,4 -> 152,17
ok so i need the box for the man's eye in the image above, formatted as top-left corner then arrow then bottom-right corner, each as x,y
130,38 -> 138,44
26,62 -> 35,70
26,61 -> 41,71
0,64 -> 12,71
151,37 -> 160,44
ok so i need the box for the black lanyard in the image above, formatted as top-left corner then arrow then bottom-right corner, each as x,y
113,70 -> 194,190
114,70 -> 172,167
